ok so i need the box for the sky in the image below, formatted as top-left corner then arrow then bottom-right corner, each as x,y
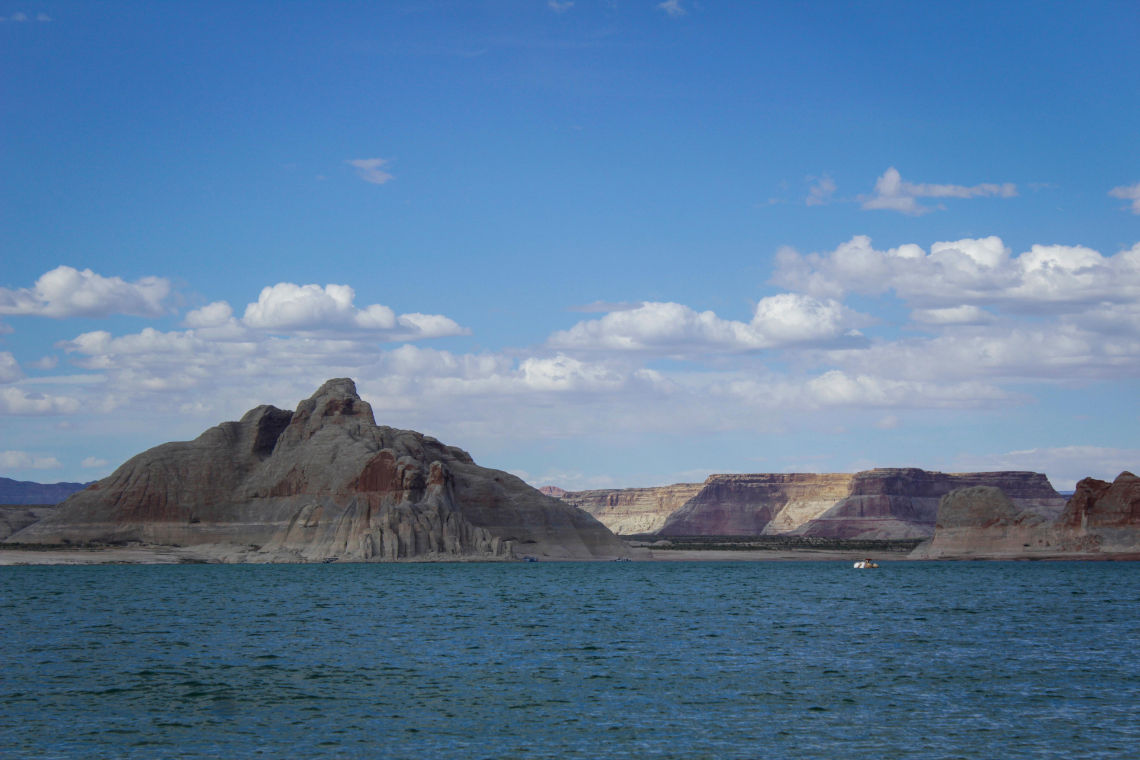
1,1 -> 1138,491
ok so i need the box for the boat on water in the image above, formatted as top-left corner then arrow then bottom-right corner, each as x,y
853,558 -> 879,569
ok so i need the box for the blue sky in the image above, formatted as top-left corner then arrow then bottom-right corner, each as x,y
2,1 -> 1138,490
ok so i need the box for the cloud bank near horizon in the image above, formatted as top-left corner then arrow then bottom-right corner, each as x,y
3,236 -> 1137,484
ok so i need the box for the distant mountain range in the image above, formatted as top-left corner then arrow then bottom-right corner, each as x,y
0,477 -> 93,505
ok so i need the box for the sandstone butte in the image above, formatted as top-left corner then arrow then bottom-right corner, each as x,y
912,471 -> 1140,559
5,379 -> 629,563
558,469 -> 1066,540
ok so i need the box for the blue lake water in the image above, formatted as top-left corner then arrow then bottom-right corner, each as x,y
1,561 -> 1138,759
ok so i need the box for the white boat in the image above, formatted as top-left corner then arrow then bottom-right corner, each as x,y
853,559 -> 879,569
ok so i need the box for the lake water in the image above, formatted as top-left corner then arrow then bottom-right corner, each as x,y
2,561 -> 1138,759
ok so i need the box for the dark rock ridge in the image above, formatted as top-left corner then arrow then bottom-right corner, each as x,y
0,478 -> 93,505
913,471 -> 1140,558
6,379 -> 628,562
632,469 -> 1063,539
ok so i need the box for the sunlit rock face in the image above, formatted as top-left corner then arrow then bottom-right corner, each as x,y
911,471 -> 1140,559
561,484 -> 705,535
7,379 -> 628,562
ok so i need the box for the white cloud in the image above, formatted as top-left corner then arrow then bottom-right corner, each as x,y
658,0 -> 686,17
0,451 -> 62,471
773,235 -> 1140,314
1109,181 -> 1140,214
805,175 -> 836,206
183,300 -> 234,329
27,356 -> 59,370
17,235 -> 1139,447
240,283 -> 469,340
81,457 -> 109,468
37,13 -> 51,21
345,158 -> 394,184
548,0 -> 574,12
0,387 -> 82,415
547,295 -> 869,355
0,352 -> 24,384
859,167 -> 1017,215
874,414 -> 901,430
0,266 -> 170,319
955,446 -> 1140,492
9,12 -> 27,21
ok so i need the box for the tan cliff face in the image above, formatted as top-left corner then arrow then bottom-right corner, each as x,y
913,471 -> 1140,559
561,484 -> 705,535
7,379 -> 629,562
562,468 -> 1064,540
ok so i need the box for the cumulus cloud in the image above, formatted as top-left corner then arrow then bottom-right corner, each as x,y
547,295 -> 869,355
0,266 -> 170,319
773,235 -> 1140,314
17,234 -> 1139,449
805,175 -> 836,206
27,356 -> 59,370
859,167 -> 1017,215
81,457 -> 109,468
0,387 -> 82,415
1109,181 -> 1140,214
345,158 -> 394,185
240,283 -> 469,340
658,0 -> 686,17
0,451 -> 63,471
548,1 -> 574,12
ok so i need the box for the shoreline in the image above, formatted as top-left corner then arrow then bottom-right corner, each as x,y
5,544 -> 1138,565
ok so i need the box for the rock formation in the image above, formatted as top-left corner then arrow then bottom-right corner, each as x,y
0,505 -> 56,541
0,477 -> 92,505
538,486 -> 567,498
912,471 -> 1140,559
7,379 -> 629,562
656,474 -> 853,536
561,483 -> 704,535
569,469 -> 1064,540
787,469 -> 1064,539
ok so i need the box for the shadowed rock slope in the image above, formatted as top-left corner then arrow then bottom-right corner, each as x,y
7,379 -> 628,562
912,471 -> 1140,559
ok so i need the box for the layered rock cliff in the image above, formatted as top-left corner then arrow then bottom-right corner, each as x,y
561,483 -> 704,535
656,474 -> 853,536
7,379 -> 628,562
913,471 -> 1140,559
788,469 -> 1065,539
575,468 -> 1064,540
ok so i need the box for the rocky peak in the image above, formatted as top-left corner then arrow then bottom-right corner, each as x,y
1056,471 -> 1140,531
278,377 -> 378,446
